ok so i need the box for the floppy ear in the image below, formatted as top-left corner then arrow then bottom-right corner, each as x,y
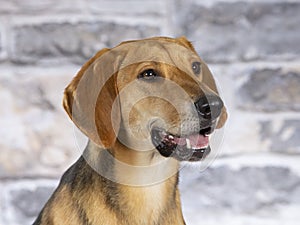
63,48 -> 122,148
176,36 -> 197,53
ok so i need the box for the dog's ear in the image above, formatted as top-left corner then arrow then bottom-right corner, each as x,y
63,48 -> 122,148
176,36 -> 197,53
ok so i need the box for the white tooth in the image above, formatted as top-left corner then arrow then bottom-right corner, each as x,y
186,138 -> 191,149
167,134 -> 174,140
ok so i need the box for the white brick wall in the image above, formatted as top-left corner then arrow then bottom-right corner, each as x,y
0,0 -> 300,224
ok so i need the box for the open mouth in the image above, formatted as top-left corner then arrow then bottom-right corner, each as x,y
151,127 -> 214,161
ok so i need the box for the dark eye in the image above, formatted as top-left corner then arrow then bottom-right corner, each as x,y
138,69 -> 158,80
192,61 -> 201,75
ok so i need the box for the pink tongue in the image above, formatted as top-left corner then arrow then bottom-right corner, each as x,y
174,134 -> 209,149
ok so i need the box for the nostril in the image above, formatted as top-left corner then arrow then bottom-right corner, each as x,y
194,95 -> 223,120
198,103 -> 211,117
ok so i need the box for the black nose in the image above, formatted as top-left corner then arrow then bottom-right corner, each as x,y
194,95 -> 224,120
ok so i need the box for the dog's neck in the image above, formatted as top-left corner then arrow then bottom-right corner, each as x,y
83,141 -> 185,224
85,140 -> 180,185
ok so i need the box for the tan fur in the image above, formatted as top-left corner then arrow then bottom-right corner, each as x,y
33,36 -> 227,225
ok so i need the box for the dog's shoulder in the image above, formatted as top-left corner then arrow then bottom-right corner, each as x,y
32,157 -> 96,225
60,156 -> 86,185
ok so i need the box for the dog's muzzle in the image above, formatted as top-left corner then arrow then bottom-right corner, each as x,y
151,94 -> 224,162
194,95 -> 223,121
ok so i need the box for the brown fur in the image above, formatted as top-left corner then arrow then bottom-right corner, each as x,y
33,36 -> 227,225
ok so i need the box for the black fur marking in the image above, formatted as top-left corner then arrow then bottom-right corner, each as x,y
32,210 -> 43,225
60,157 -> 84,186
76,203 -> 92,225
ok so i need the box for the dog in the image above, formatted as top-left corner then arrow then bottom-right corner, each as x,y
33,36 -> 227,225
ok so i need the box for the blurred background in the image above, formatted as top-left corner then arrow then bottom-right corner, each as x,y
0,0 -> 300,224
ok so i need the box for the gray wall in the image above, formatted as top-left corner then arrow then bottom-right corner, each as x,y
0,0 -> 299,224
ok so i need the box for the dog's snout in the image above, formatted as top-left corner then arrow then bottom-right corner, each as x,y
194,95 -> 223,120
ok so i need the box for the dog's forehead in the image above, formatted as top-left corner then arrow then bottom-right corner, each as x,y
92,38 -> 203,84
114,39 -> 200,68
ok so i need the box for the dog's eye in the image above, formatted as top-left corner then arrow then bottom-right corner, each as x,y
192,62 -> 201,75
138,69 -> 158,80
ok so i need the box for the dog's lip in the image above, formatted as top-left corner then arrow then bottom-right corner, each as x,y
150,127 -> 212,161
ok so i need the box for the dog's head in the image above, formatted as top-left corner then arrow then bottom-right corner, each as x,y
63,37 -> 227,162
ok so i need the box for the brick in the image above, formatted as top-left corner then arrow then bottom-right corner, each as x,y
0,0 -> 81,14
0,27 -> 6,62
0,183 -> 4,224
180,165 -> 300,214
0,0 -> 15,13
0,29 -> 2,59
87,0 -> 166,15
237,68 -> 300,112
3,181 -> 57,224
12,22 -> 160,64
0,70 -> 79,178
175,1 -> 300,63
10,186 -> 55,218
260,120 -> 300,154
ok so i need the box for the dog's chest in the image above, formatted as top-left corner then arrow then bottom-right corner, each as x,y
119,184 -> 167,223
